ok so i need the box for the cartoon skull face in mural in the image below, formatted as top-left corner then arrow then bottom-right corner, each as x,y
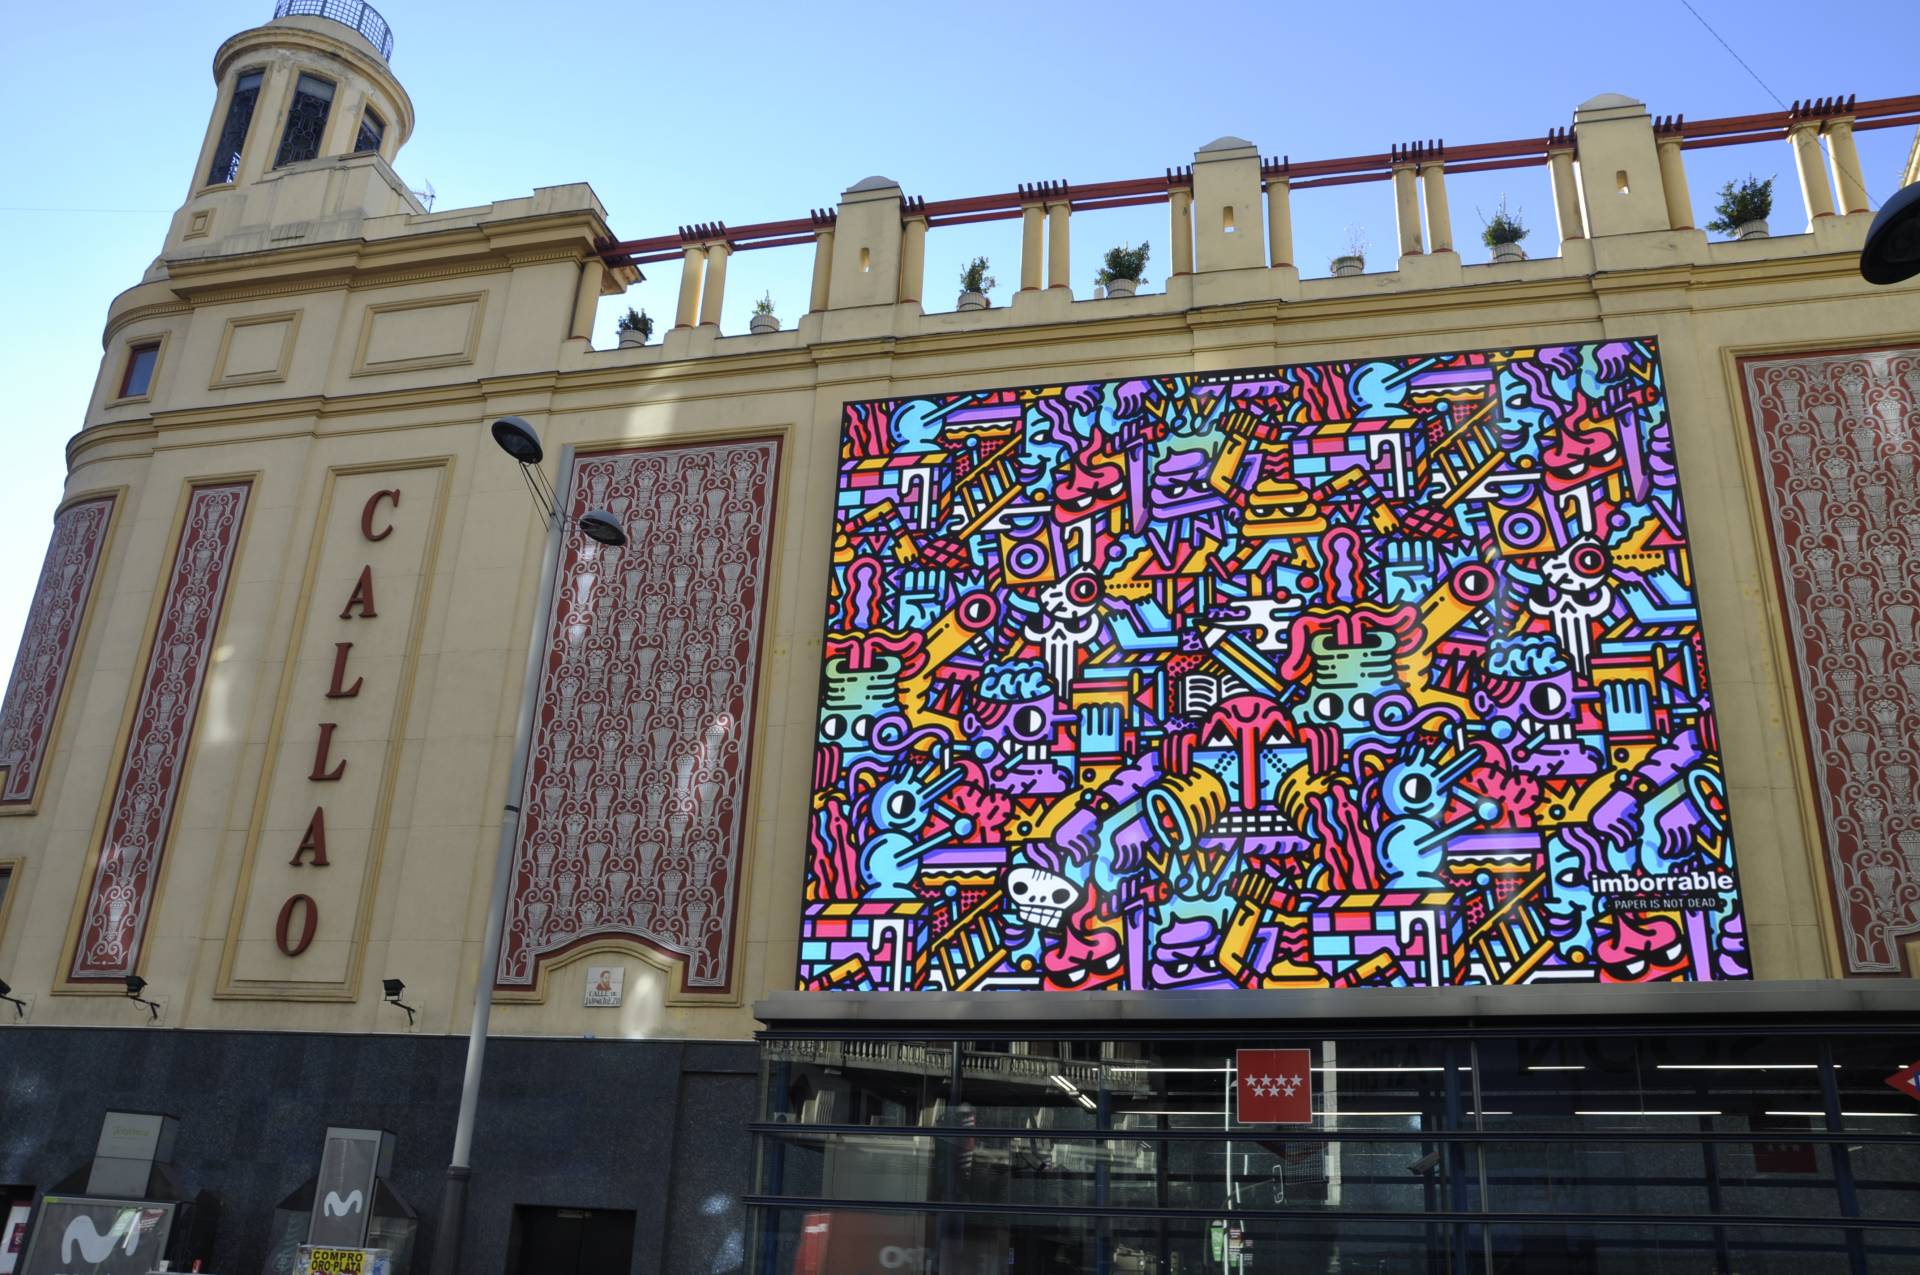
1005,865 -> 1082,929
1023,570 -> 1103,695
1520,538 -> 1613,675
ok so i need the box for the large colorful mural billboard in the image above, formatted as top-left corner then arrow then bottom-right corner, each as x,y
802,339 -> 1749,991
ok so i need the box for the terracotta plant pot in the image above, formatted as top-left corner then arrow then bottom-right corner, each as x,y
1330,255 -> 1365,277
1490,241 -> 1526,263
956,290 -> 988,311
1737,219 -> 1770,240
1105,277 -> 1140,298
617,329 -> 647,348
749,313 -> 778,334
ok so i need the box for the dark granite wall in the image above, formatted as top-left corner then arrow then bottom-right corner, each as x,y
0,1026 -> 758,1274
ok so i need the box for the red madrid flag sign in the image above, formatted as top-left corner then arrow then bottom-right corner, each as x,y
1236,1048 -> 1314,1124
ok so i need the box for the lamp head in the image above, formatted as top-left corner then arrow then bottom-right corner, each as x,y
1860,181 -> 1920,285
578,510 -> 627,547
124,975 -> 147,998
0,978 -> 10,998
383,978 -> 406,999
489,416 -> 545,465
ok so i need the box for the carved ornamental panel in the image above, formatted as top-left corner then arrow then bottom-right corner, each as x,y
0,494 -> 115,807
496,439 -> 781,995
1740,346 -> 1920,973
69,481 -> 250,981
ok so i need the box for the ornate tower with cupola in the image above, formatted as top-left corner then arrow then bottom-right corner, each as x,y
163,0 -> 416,260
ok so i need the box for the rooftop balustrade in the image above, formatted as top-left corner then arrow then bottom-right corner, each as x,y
597,91 -> 1919,340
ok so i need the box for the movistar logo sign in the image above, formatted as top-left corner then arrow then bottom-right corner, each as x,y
63,1211 -> 141,1262
322,1188 -> 365,1217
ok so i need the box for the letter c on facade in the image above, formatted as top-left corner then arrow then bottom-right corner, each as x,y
362,488 -> 400,542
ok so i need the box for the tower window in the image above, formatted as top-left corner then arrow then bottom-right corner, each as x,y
119,342 -> 160,400
354,107 -> 386,155
274,74 -> 336,167
205,69 -> 264,185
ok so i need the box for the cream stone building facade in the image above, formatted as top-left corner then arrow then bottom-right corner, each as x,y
2,4 -> 1919,1274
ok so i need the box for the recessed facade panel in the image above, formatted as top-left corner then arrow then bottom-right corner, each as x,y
801,340 -> 1748,991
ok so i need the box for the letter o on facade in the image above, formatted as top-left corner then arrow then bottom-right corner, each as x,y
276,893 -> 319,956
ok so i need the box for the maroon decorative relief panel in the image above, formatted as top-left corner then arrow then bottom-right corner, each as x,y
0,494 -> 115,805
69,482 -> 250,981
1740,346 -> 1920,973
496,439 -> 781,994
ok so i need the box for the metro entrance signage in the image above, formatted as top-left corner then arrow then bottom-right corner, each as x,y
1887,1061 -> 1920,1105
1235,1049 -> 1313,1124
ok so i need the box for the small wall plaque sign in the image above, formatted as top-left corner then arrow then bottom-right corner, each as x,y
584,964 -> 623,1008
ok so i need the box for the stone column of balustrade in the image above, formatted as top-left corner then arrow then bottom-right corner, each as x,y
1549,145 -> 1586,243
1420,158 -> 1454,254
1046,199 -> 1071,292
1265,173 -> 1293,268
1790,119 -> 1837,222
697,242 -> 730,327
1824,117 -> 1871,216
1657,132 -> 1696,229
1169,186 -> 1194,276
674,245 -> 706,329
1393,159 -> 1424,257
808,222 -> 834,312
1020,202 -> 1044,293
899,208 -> 928,305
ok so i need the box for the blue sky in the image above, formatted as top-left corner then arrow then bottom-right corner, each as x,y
0,0 -> 1913,687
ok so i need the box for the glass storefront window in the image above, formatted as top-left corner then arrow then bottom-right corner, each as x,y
753,1025 -> 1920,1273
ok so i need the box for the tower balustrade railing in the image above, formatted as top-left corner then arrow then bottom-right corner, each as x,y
271,0 -> 393,60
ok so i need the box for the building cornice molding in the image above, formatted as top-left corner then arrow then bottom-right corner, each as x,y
157,210 -> 611,303
69,243 -> 1886,473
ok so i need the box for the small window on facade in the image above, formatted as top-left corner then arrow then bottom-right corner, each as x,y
206,69 -> 264,185
274,74 -> 336,167
354,108 -> 386,155
120,343 -> 160,399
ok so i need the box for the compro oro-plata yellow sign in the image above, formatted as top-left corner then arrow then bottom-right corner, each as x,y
301,1246 -> 391,1275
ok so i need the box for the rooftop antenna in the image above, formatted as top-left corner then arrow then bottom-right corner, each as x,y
411,178 -> 437,212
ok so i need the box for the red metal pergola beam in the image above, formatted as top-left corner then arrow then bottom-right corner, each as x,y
598,93 -> 1919,268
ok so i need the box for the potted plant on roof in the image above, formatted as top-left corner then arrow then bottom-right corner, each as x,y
1482,198 -> 1529,263
616,306 -> 652,348
957,256 -> 996,311
749,291 -> 779,334
1097,241 -> 1151,298
1330,225 -> 1367,277
1707,175 -> 1774,240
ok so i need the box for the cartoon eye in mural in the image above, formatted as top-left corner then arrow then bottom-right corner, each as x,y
804,343 -> 1746,993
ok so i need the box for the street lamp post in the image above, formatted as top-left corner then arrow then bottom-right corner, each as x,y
428,420 -> 624,1275
1860,181 -> 1920,285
